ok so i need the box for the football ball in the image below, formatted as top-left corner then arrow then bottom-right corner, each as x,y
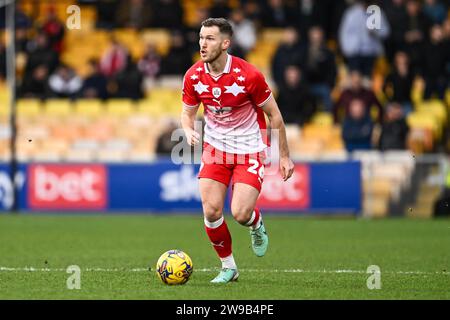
156,249 -> 193,285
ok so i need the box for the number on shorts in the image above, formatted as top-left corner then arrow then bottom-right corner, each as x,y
248,159 -> 264,180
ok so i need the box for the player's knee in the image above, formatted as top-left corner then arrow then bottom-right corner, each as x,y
231,206 -> 253,225
202,202 -> 223,222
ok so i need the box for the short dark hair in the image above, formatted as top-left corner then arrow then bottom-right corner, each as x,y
201,18 -> 233,38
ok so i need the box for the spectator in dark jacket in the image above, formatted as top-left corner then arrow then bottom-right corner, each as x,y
0,41 -> 5,81
209,0 -> 232,20
115,0 -> 153,29
261,0 -> 293,28
400,0 -> 432,73
81,59 -> 109,100
423,0 -> 447,24
383,0 -> 409,61
334,70 -> 384,123
19,64 -> 51,99
276,65 -> 317,126
160,32 -> 192,76
151,0 -> 184,28
271,27 -> 304,88
301,26 -> 336,111
421,24 -> 448,99
24,32 -> 59,78
114,55 -> 144,100
383,51 -> 414,113
378,102 -> 410,150
342,98 -> 374,152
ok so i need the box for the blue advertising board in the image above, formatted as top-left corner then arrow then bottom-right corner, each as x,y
0,161 -> 361,214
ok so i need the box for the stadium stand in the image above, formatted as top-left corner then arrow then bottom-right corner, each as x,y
1,0 -> 449,217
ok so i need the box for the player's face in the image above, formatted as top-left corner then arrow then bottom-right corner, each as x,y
199,26 -> 229,63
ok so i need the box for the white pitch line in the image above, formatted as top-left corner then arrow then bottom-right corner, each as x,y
0,267 -> 449,275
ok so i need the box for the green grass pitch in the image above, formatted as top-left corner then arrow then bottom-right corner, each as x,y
0,214 -> 449,299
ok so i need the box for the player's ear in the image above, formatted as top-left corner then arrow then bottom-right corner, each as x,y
222,38 -> 231,50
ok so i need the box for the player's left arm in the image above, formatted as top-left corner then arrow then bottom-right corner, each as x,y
261,97 -> 295,181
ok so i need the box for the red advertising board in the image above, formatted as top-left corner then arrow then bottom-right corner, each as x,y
28,164 -> 107,209
257,164 -> 310,210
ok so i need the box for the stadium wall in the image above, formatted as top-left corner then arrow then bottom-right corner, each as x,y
0,161 -> 361,214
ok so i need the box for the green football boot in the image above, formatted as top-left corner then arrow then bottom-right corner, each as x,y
210,268 -> 239,284
250,220 -> 269,257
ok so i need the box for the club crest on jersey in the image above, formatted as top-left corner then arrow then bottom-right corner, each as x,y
212,87 -> 221,98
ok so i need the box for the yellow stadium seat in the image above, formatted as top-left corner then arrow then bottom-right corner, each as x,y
261,28 -> 285,44
407,112 -> 441,139
311,112 -> 334,126
44,99 -> 73,116
17,99 -> 42,117
137,100 -> 166,118
106,99 -> 135,116
140,29 -> 171,55
415,100 -> 447,126
74,99 -> 104,117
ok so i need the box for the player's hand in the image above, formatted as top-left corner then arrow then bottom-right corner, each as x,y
279,156 -> 294,181
185,129 -> 200,146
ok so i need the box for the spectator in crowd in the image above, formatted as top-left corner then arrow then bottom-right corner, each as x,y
40,7 -> 65,54
19,64 -> 51,99
433,185 -> 450,216
401,0 -> 432,72
261,0 -> 292,28
271,27 -> 304,89
15,4 -> 32,54
156,121 -> 181,155
95,0 -> 119,29
114,55 -> 144,100
301,25 -> 336,111
243,0 -> 264,26
328,0 -> 352,42
276,65 -> 317,126
383,51 -> 414,113
81,59 -> 109,100
24,32 -> 59,78
423,0 -> 447,24
100,37 -> 128,78
295,0 -> 329,40
160,31 -> 192,76
138,43 -> 162,89
151,0 -> 184,29
209,0 -> 232,20
342,98 -> 374,152
378,102 -> 409,150
0,41 -> 5,81
15,28 -> 30,54
15,3 -> 32,30
48,64 -> 83,99
383,0 -> 409,61
334,70 -> 384,123
183,7 -> 210,57
421,24 -> 449,99
229,8 -> 257,58
443,17 -> 450,87
339,0 -> 390,77
115,0 -> 153,29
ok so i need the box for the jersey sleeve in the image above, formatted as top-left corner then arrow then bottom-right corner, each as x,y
182,73 -> 200,108
247,69 -> 272,107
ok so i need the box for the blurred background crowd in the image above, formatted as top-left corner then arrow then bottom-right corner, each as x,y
0,0 -> 449,156
0,0 -> 450,217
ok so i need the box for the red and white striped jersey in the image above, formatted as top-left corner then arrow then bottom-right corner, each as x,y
182,54 -> 272,154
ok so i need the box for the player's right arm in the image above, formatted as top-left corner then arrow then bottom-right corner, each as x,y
181,72 -> 201,146
181,104 -> 200,146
